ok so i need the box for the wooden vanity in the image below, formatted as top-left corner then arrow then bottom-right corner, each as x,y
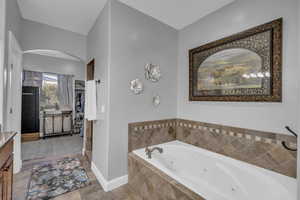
0,132 -> 16,200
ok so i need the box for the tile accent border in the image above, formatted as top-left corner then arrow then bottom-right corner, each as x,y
176,119 -> 297,147
128,119 -> 297,149
128,118 -> 297,177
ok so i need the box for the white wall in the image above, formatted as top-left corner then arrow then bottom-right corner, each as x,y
86,2 -> 111,179
2,1 -> 23,174
3,0 -> 22,131
20,19 -> 87,61
108,0 -> 178,180
23,54 -> 85,80
1,0 -> 23,173
7,31 -> 23,173
177,0 -> 299,135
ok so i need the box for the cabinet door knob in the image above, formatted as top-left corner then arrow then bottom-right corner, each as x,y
2,166 -> 10,172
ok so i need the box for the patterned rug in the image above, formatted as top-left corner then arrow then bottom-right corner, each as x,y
27,157 -> 89,200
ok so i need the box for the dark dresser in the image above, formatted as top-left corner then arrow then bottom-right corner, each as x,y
0,132 -> 16,200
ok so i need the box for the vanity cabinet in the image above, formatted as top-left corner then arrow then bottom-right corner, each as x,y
0,139 -> 13,200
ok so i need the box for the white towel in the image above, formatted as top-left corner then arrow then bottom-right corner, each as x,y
85,80 -> 97,120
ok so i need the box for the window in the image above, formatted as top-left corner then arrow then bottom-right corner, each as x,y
40,73 -> 59,110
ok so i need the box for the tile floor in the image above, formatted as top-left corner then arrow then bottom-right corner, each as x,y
21,135 -> 83,161
13,154 -> 142,200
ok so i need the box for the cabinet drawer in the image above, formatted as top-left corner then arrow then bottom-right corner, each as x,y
0,140 -> 13,169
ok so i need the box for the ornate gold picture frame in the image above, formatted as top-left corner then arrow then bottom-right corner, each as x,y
189,18 -> 282,102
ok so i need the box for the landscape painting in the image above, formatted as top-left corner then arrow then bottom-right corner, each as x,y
189,18 -> 282,102
197,48 -> 263,91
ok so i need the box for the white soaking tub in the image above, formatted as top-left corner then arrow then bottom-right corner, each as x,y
133,141 -> 297,200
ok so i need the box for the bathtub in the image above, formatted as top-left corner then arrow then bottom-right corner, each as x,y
133,141 -> 297,200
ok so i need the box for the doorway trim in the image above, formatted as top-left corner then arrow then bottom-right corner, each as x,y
84,59 -> 95,162
7,31 -> 23,173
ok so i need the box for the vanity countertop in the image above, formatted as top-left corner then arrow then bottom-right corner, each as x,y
0,132 -> 17,149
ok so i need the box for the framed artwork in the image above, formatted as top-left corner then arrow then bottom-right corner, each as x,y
189,18 -> 282,102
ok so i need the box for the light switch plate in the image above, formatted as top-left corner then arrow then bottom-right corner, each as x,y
101,105 -> 105,113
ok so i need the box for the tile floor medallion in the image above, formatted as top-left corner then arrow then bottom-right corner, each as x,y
26,157 -> 89,200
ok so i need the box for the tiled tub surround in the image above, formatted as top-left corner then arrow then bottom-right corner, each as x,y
175,119 -> 297,178
128,153 -> 202,200
128,119 -> 297,177
130,141 -> 297,200
128,119 -> 177,152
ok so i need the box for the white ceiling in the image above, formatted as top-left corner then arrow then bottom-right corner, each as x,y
17,0 -> 107,35
118,0 -> 235,30
23,49 -> 83,62
17,0 -> 235,35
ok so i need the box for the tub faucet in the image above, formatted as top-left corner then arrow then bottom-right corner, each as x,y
145,146 -> 163,159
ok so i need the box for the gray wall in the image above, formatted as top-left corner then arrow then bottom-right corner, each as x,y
5,0 -> 21,43
177,0 -> 299,135
20,19 -> 87,61
86,2 -> 111,179
87,0 -> 178,181
23,54 -> 85,80
3,0 -> 22,130
107,0 -> 178,180
0,0 -> 6,126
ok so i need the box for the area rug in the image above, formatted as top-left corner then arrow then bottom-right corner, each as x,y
26,157 -> 89,200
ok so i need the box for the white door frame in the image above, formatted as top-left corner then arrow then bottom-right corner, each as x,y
7,31 -> 23,173
0,0 -> 6,129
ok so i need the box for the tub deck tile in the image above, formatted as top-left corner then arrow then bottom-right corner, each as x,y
128,153 -> 205,200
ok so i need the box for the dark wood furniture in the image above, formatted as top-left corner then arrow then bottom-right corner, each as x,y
0,135 -> 14,200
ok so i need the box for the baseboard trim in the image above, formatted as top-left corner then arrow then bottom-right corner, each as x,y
14,158 -> 22,174
91,162 -> 128,192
